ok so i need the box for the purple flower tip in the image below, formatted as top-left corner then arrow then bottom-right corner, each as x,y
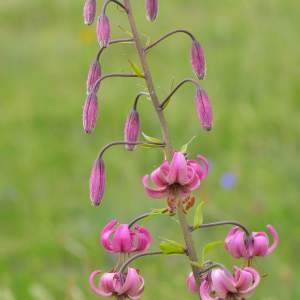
86,60 -> 101,94
195,88 -> 213,131
97,13 -> 111,48
83,0 -> 97,25
146,0 -> 159,22
124,109 -> 140,151
89,157 -> 106,206
191,39 -> 206,80
83,93 -> 99,134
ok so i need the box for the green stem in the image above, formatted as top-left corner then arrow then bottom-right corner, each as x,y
124,0 -> 173,159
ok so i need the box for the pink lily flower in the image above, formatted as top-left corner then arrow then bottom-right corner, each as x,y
225,225 -> 279,259
200,267 -> 260,300
89,268 -> 145,299
142,151 -> 209,202
101,220 -> 152,253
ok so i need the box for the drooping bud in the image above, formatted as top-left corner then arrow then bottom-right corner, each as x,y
195,88 -> 213,131
97,13 -> 111,48
83,0 -> 97,25
124,109 -> 140,151
86,60 -> 101,94
90,156 -> 106,206
145,0 -> 158,22
191,39 -> 206,80
83,93 -> 99,134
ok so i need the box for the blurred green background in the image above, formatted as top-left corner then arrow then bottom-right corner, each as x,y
0,0 -> 299,299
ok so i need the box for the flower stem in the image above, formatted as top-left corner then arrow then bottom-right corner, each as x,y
124,1 -> 202,294
192,220 -> 250,236
145,29 -> 195,52
119,251 -> 163,274
124,0 -> 173,159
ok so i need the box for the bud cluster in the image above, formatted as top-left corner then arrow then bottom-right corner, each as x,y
80,0 -> 279,299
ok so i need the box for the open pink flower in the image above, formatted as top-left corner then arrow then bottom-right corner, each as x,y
142,151 -> 209,201
89,268 -> 144,299
225,225 -> 279,259
200,267 -> 260,300
101,220 -> 151,253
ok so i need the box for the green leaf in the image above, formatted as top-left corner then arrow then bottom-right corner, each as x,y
140,143 -> 164,149
128,60 -> 144,77
159,238 -> 185,255
193,201 -> 205,229
117,25 -> 133,37
142,132 -> 163,144
141,208 -> 167,224
202,241 -> 224,263
180,136 -> 196,153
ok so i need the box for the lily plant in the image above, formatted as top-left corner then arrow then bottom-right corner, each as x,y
81,0 -> 279,299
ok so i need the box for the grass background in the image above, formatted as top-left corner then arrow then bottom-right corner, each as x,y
0,0 -> 299,299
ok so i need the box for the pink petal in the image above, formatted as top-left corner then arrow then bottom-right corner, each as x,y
211,268 -> 236,297
89,271 -> 114,297
112,224 -> 133,252
196,154 -> 209,180
100,219 -> 118,252
168,152 -> 188,185
238,267 -> 260,297
142,175 -> 169,199
200,280 -> 215,300
134,225 -> 152,252
150,164 -> 169,187
266,224 -> 279,255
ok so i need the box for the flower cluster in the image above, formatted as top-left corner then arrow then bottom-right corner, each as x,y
89,220 -> 151,298
81,0 -> 279,299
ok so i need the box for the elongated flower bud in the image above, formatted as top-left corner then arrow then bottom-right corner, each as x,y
86,60 -> 101,94
124,109 -> 140,151
83,93 -> 99,134
83,0 -> 96,25
191,39 -> 206,80
146,0 -> 158,22
97,13 -> 111,48
195,88 -> 213,131
90,157 -> 106,206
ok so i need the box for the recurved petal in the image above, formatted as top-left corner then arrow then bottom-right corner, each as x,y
89,271 -> 114,297
142,175 -> 169,199
266,225 -> 279,255
101,219 -> 118,252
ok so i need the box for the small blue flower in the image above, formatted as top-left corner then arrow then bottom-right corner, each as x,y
220,172 -> 236,189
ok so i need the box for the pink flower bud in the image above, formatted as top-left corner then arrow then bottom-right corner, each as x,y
225,225 -> 279,259
89,268 -> 145,299
86,59 -> 101,94
124,109 -> 140,151
191,39 -> 206,80
97,13 -> 111,48
145,0 -> 158,22
89,156 -> 106,206
83,0 -> 96,25
195,88 -> 213,131
101,220 -> 151,253
186,272 -> 198,294
200,267 -> 260,300
83,93 -> 99,134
